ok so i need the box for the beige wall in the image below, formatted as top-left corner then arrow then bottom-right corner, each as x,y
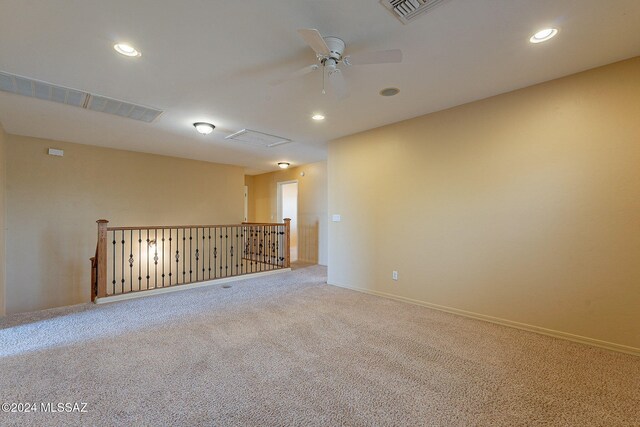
245,161 -> 328,265
5,135 -> 244,314
244,174 -> 255,222
0,122 -> 6,316
328,57 -> 640,351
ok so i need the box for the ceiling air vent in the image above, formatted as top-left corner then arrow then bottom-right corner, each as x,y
225,129 -> 291,148
381,0 -> 450,24
0,70 -> 162,123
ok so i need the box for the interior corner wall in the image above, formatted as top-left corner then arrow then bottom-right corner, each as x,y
5,135 -> 245,314
328,57 -> 640,351
0,122 -> 6,316
246,161 -> 328,266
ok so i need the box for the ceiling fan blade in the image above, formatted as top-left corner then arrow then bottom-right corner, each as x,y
346,49 -> 403,65
328,68 -> 349,100
269,64 -> 319,86
297,29 -> 330,56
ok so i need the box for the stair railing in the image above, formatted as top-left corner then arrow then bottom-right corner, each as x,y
91,218 -> 290,301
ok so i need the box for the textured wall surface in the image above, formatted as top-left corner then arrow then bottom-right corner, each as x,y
246,161 -> 327,265
328,57 -> 640,350
5,135 -> 244,313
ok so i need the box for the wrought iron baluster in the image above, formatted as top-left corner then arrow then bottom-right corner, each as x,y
208,228 -> 212,280
216,227 -> 220,278
169,228 -> 173,286
220,227 -> 224,277
269,226 -> 273,270
202,228 -> 206,278
129,230 -> 133,291
195,227 -> 198,282
274,225 -> 280,268
154,229 -> 158,288
182,228 -> 186,284
261,226 -> 266,271
112,231 -> 116,295
121,230 -> 125,293
189,228 -> 193,283
254,226 -> 259,273
175,229 -> 180,285
272,226 -> 276,269
225,226 -> 229,277
146,229 -> 150,290
138,230 -> 142,290
227,227 -> 233,276
240,226 -> 245,274
161,229 -> 165,287
249,227 -> 254,273
266,226 -> 270,270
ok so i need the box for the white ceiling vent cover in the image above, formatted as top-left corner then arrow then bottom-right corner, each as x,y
0,70 -> 162,123
225,129 -> 291,148
381,0 -> 450,24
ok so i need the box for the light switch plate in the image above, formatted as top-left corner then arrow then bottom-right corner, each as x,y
332,214 -> 341,222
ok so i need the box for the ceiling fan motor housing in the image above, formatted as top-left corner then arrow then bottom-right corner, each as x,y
322,37 -> 346,61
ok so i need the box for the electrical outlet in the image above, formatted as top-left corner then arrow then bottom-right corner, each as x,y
392,271 -> 398,281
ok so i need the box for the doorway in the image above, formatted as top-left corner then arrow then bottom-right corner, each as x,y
277,181 -> 298,263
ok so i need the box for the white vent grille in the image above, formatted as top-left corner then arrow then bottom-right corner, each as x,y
225,129 -> 291,148
87,95 -> 161,122
381,0 -> 450,24
0,71 -> 162,123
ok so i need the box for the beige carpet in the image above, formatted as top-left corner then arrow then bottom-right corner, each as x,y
0,265 -> 638,426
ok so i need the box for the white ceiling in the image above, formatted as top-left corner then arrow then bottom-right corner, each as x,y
0,0 -> 639,174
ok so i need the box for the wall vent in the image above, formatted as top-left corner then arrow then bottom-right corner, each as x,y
225,129 -> 291,148
0,70 -> 162,123
381,0 -> 450,24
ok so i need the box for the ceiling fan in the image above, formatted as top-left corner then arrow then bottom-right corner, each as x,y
272,29 -> 403,99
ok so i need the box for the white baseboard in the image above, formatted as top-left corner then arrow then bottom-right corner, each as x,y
96,269 -> 291,305
328,281 -> 640,357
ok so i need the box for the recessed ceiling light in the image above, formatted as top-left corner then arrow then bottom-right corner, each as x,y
380,88 -> 400,97
278,162 -> 290,169
193,122 -> 215,135
114,43 -> 141,57
529,28 -> 558,44
312,114 -> 325,121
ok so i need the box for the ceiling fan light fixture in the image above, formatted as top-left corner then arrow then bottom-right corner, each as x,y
193,122 -> 215,135
529,28 -> 558,44
278,162 -> 290,169
114,43 -> 141,57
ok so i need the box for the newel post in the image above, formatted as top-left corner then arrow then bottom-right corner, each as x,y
283,218 -> 291,268
96,219 -> 109,299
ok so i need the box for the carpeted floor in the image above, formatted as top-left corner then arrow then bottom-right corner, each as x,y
0,265 -> 638,426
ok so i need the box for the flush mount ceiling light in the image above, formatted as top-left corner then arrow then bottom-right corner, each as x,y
193,122 -> 215,135
380,87 -> 400,96
312,114 -> 325,121
113,43 -> 141,57
278,162 -> 290,169
529,28 -> 558,44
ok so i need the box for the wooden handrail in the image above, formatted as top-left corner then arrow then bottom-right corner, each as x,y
107,222 -> 285,231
